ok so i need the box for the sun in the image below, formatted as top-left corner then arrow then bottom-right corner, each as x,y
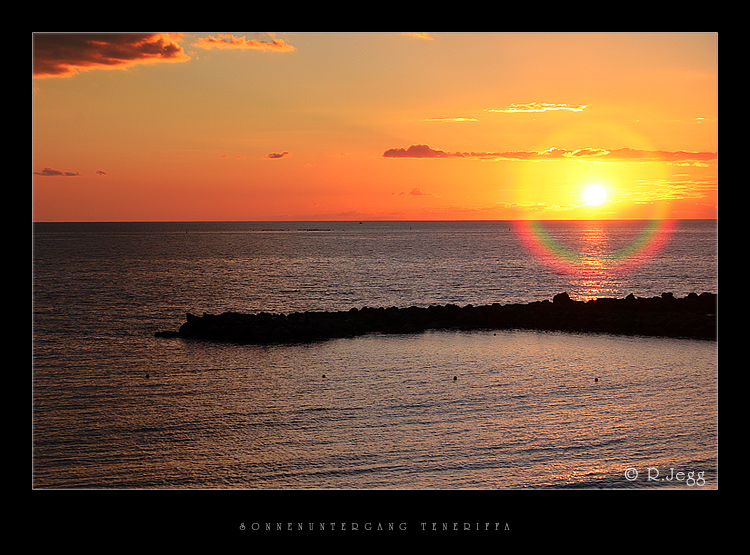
582,184 -> 607,206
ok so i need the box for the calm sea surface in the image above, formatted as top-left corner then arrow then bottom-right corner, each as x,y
32,220 -> 717,490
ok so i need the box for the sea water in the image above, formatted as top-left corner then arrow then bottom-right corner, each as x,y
32,220 -> 717,490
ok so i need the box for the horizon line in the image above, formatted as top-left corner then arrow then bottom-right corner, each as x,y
32,217 -> 718,224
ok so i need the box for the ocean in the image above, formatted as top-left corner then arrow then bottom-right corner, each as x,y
32,220 -> 717,493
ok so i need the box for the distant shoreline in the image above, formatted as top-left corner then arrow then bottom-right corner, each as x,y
156,292 -> 717,344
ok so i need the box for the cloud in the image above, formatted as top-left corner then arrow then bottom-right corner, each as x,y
623,178 -> 717,203
424,117 -> 478,122
486,102 -> 588,113
397,187 -> 430,196
601,148 -> 717,162
403,33 -> 434,40
383,144 -> 570,160
392,187 -> 435,197
96,170 -> 107,175
383,144 -> 717,163
33,167 -> 80,177
567,148 -> 610,158
193,34 -> 295,52
382,144 -> 454,158
265,151 -> 290,159
32,33 -> 296,79
33,33 -> 190,78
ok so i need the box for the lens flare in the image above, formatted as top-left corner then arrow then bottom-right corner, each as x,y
506,121 -> 681,276
512,218 -> 676,276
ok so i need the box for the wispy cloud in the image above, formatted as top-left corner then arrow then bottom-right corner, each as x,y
424,102 -> 585,123
382,144 -> 717,163
265,151 -> 290,159
403,33 -> 434,40
622,178 -> 717,203
424,117 -> 478,122
33,33 -> 190,78
193,34 -> 295,52
486,102 -> 588,113
596,148 -> 717,162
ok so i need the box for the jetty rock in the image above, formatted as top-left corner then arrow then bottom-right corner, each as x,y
155,292 -> 717,344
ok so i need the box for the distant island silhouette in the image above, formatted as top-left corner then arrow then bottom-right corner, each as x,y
156,292 -> 716,344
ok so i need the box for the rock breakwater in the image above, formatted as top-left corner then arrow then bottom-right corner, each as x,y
155,292 -> 717,343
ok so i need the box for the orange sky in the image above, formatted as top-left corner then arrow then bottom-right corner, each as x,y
32,32 -> 718,222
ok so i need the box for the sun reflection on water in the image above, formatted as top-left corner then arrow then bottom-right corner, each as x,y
567,223 -> 624,300
512,219 -> 675,300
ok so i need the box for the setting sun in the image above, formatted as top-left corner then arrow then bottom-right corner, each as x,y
32,32 -> 719,496
32,32 -> 717,222
583,184 -> 607,207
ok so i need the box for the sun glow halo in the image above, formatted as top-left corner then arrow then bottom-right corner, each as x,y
583,184 -> 607,206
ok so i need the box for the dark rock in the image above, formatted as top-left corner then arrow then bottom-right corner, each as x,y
155,292 -> 717,344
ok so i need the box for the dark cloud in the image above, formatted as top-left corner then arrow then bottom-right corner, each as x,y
33,33 -> 189,78
382,144 -> 455,158
265,151 -> 290,159
33,167 -> 80,177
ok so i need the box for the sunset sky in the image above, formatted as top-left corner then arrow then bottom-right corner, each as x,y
32,32 -> 718,222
